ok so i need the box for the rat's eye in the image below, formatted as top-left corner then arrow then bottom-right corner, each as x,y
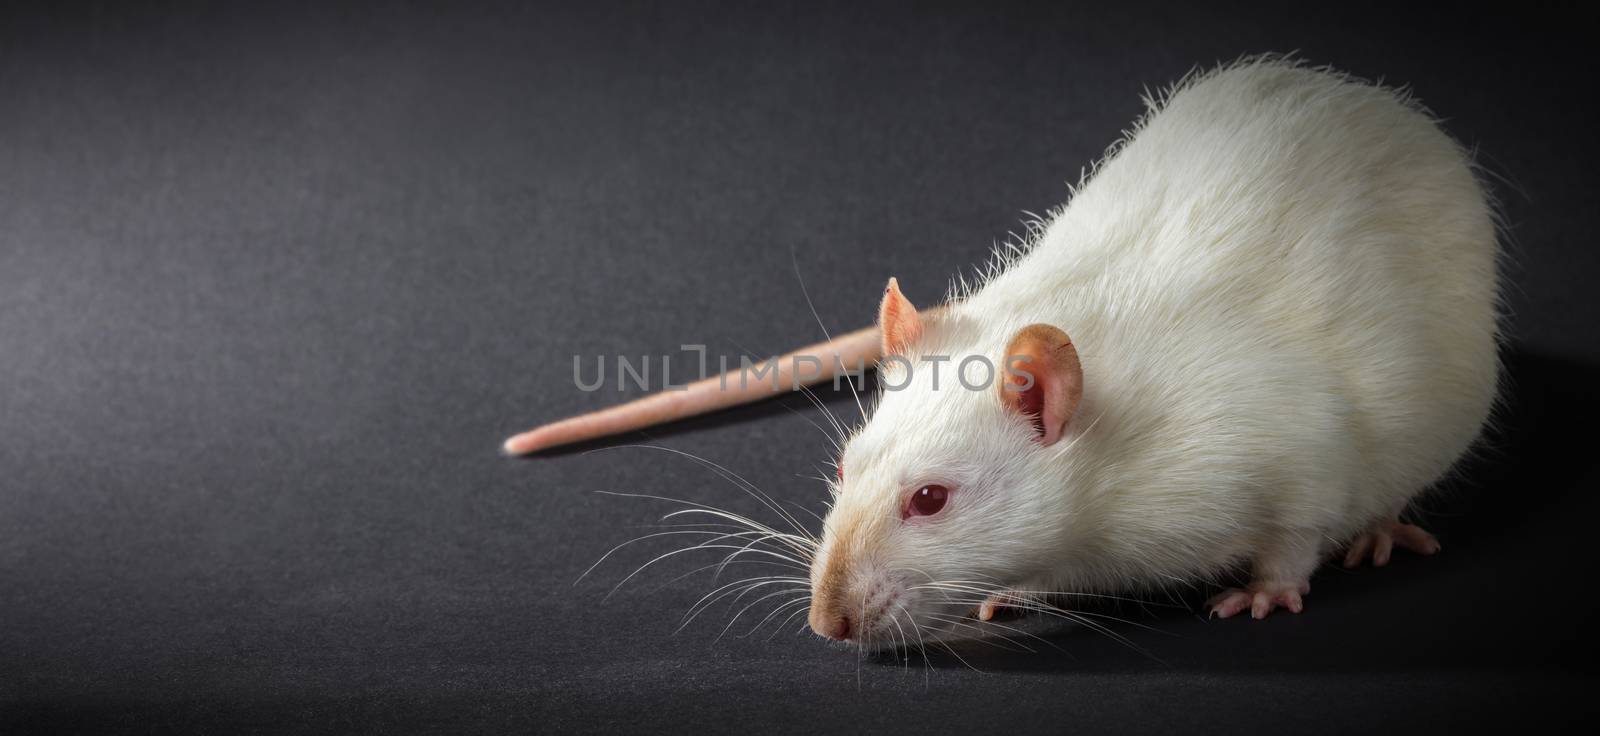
836,463 -> 843,482
906,485 -> 949,518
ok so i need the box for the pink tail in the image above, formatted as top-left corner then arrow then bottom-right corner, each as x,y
502,326 -> 880,456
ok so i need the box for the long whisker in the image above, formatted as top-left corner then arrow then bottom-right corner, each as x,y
716,588 -> 812,642
589,446 -> 816,542
927,612 -> 1068,654
917,592 -> 1164,662
769,601 -> 813,640
907,578 -> 1172,662
778,400 -> 845,455
658,558 -> 804,592
884,607 -> 912,667
933,639 -> 983,673
924,613 -> 1035,653
606,544 -> 807,602
730,338 -> 853,455
785,498 -> 828,528
911,583 -> 1177,635
680,577 -> 791,629
910,581 -> 1180,609
594,491 -> 816,557
578,528 -> 783,585
788,380 -> 851,447
701,526 -> 818,578
895,604 -> 934,686
743,595 -> 813,638
791,247 -> 869,425
658,509 -> 817,556
679,576 -> 810,631
594,490 -> 790,537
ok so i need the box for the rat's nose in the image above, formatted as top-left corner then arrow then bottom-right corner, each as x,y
809,604 -> 853,641
819,614 -> 851,641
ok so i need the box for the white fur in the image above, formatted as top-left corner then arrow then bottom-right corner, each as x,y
813,58 -> 1501,642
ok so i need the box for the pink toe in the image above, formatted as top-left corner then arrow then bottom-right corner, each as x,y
1373,534 -> 1393,567
1343,535 -> 1373,568
1209,592 -> 1250,619
1250,593 -> 1272,619
1394,525 -> 1441,556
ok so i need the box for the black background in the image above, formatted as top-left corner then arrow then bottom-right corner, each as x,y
3,1 -> 1598,733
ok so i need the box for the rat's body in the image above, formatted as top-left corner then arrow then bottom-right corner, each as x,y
508,59 -> 1501,642
812,60 -> 1498,636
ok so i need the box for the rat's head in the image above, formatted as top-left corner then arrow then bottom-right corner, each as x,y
807,278 -> 1086,646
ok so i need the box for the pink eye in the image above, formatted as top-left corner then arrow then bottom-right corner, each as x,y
836,463 -> 843,482
906,485 -> 949,518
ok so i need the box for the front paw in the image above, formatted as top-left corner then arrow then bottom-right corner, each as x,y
976,591 -> 1025,621
1206,581 -> 1309,620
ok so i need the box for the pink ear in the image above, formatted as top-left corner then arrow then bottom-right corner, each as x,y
998,324 -> 1083,446
878,277 -> 923,356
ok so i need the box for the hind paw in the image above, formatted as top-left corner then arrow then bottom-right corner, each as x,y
1342,520 -> 1440,568
1207,581 -> 1309,620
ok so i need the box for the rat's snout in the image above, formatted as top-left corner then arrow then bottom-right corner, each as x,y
809,574 -> 904,645
807,540 -> 904,644
808,507 -> 907,645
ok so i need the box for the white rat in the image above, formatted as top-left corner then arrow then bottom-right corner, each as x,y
505,58 -> 1500,642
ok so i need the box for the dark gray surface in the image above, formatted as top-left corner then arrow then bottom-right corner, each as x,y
3,2 -> 1597,732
